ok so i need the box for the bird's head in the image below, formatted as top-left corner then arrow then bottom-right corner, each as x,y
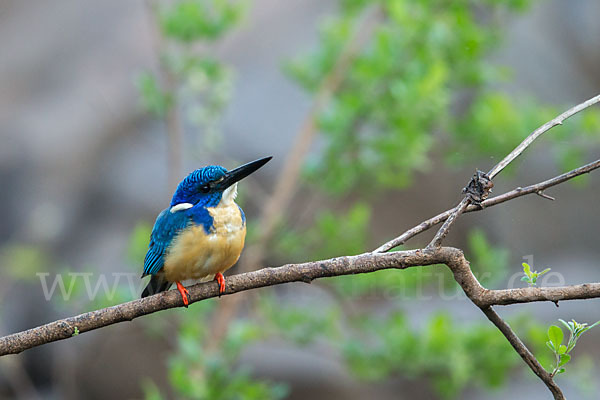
170,156 -> 272,209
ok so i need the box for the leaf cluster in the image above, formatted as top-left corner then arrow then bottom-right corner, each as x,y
520,262 -> 550,287
546,319 -> 600,377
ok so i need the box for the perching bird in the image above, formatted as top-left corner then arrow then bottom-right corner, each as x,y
141,156 -> 272,306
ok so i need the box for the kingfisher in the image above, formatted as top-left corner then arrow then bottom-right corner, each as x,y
141,156 -> 272,306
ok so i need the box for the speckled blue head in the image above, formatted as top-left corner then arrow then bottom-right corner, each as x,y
171,165 -> 227,208
170,156 -> 273,210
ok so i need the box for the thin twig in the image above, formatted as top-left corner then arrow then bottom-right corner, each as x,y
424,94 -> 600,250
426,197 -> 470,249
487,93 -> 600,179
374,158 -> 600,253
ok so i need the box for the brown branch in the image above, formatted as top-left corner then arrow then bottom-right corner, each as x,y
426,197 -> 470,249
0,248 -> 450,357
442,249 -> 565,399
479,283 -> 600,307
4,245 -> 598,399
374,158 -> 600,253
480,307 -> 565,399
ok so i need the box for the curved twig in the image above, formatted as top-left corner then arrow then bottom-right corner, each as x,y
487,93 -> 600,179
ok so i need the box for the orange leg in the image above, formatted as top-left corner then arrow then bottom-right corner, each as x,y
214,272 -> 226,295
176,281 -> 190,307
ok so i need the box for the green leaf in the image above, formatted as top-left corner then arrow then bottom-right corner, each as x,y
539,268 -> 551,276
546,341 -> 556,352
520,276 -> 530,282
548,325 -> 563,348
558,319 -> 571,332
557,368 -> 566,374
522,262 -> 531,277
559,354 -> 571,367
558,344 -> 567,354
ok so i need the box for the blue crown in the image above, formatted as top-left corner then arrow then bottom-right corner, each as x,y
171,165 -> 227,207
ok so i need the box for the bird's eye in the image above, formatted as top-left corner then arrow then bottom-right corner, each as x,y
200,184 -> 210,193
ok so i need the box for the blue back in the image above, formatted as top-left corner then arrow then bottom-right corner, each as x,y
142,208 -> 189,276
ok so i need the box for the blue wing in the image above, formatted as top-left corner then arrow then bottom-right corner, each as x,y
142,208 -> 191,276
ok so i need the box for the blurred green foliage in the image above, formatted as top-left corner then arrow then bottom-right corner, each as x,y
467,229 -> 509,287
159,0 -> 246,42
138,0 -> 239,153
258,293 -> 342,345
137,71 -> 173,117
275,202 -> 371,262
166,311 -> 288,400
343,312 -> 523,398
287,0 -> 600,192
0,244 -> 47,282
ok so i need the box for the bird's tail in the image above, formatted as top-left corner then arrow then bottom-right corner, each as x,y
141,274 -> 172,298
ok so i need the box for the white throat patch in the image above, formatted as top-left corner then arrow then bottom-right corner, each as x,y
170,203 -> 194,213
220,182 -> 238,206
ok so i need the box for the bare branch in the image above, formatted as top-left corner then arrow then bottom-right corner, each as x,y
442,250 -> 566,399
535,190 -> 555,201
423,94 -> 600,250
480,307 -> 565,400
3,242 -> 600,399
480,283 -> 600,307
426,197 -> 470,249
487,93 -> 600,179
374,158 -> 600,253
0,248 -> 450,357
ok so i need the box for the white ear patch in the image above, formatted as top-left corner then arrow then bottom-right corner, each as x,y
221,183 -> 238,205
170,203 -> 194,213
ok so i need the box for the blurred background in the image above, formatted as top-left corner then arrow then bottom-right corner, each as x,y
1,0 -> 600,399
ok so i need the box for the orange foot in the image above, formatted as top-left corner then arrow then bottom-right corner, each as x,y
214,272 -> 226,295
176,281 -> 190,307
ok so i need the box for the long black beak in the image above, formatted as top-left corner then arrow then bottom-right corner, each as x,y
217,156 -> 272,190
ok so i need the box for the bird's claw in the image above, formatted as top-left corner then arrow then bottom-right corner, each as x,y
176,281 -> 190,307
215,273 -> 226,296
